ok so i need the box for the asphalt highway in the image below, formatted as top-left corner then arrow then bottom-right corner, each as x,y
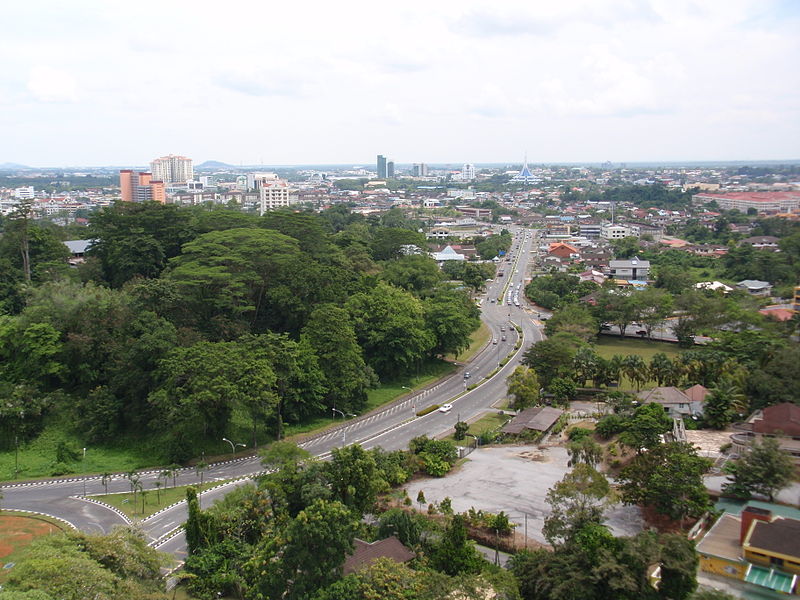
2,225 -> 547,563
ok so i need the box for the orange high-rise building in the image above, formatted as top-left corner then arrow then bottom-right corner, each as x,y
119,170 -> 166,203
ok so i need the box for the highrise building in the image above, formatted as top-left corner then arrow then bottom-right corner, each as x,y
377,155 -> 387,178
387,161 -> 395,178
412,163 -> 428,177
119,170 -> 166,203
247,172 -> 280,191
259,179 -> 294,215
150,154 -> 193,184
462,163 -> 476,181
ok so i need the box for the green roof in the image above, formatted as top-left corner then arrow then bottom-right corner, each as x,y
715,498 -> 800,521
744,565 -> 796,594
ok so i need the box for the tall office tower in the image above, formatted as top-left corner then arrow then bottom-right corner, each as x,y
150,154 -> 194,184
377,154 -> 387,178
120,170 -> 166,203
387,161 -> 395,178
259,179 -> 294,215
462,163 -> 476,181
412,163 -> 428,177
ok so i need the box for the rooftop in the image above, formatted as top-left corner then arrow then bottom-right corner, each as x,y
343,537 -> 415,575
696,513 -> 742,562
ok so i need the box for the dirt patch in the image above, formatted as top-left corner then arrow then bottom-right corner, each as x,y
685,430 -> 733,456
0,514 -> 63,575
515,449 -> 550,462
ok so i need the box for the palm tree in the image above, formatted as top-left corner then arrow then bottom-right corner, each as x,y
705,379 -> 748,429
101,472 -> 111,495
648,353 -> 673,387
159,469 -> 171,490
140,488 -> 149,515
195,461 -> 208,486
621,355 -> 646,391
573,347 -> 599,387
154,481 -> 162,503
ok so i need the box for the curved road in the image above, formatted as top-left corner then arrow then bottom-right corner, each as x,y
2,226 -> 546,564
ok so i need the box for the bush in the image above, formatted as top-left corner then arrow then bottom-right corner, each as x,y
416,405 -> 440,417
596,414 -> 627,439
454,421 -> 469,441
421,452 -> 451,477
50,461 -> 75,476
567,427 -> 592,442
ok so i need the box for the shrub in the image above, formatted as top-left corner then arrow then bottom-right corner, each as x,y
416,405 -> 440,417
567,427 -> 592,442
454,421 -> 469,441
596,414 -> 627,439
50,461 -> 75,476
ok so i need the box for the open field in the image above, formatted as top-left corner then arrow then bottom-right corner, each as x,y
0,513 -> 66,582
93,481 -> 220,519
404,446 -> 644,545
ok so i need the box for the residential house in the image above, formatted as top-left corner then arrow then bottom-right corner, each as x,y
636,386 -> 708,419
736,280 -> 773,296
697,506 -> 799,595
607,256 -> 651,281
63,239 -> 93,265
578,269 -> 606,286
731,403 -> 800,466
548,242 -> 580,260
343,537 -> 415,575
740,236 -> 780,251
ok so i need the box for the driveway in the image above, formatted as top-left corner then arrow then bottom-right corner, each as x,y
404,445 -> 644,544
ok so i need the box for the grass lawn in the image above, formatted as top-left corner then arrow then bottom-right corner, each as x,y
92,481 -> 220,520
445,321 -> 491,364
0,513 -> 66,581
441,412 -> 512,444
594,337 -> 682,391
283,358 -> 457,441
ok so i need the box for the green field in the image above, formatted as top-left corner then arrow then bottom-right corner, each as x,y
594,336 -> 681,361
594,336 -> 682,391
441,412 -> 512,444
92,481 -> 220,519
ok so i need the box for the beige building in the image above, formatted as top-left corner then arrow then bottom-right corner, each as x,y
150,154 -> 193,184
259,179 -> 295,215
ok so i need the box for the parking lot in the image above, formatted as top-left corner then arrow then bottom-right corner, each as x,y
404,445 -> 644,544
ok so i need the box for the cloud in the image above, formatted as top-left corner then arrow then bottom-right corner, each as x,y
213,70 -> 307,98
26,66 -> 78,103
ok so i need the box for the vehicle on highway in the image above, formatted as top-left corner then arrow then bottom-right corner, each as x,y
501,335 -> 507,341
500,326 -> 506,332
463,371 -> 471,379
492,338 -> 498,344
636,330 -> 647,337
439,403 -> 453,413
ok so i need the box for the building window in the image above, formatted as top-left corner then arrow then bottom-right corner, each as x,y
771,556 -> 784,567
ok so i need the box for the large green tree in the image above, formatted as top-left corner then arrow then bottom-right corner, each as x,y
506,366 -> 541,410
722,436 -> 794,501
543,464 -> 614,546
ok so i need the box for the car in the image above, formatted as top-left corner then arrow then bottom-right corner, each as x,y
492,338 -> 498,345
439,403 -> 453,413
501,335 -> 507,341
600,324 -> 611,330
636,329 -> 647,337
500,326 -> 506,332
463,371 -> 471,379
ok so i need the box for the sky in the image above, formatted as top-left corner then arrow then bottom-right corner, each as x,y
1,0 -> 798,167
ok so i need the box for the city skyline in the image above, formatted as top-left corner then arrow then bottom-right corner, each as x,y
2,0 -> 798,166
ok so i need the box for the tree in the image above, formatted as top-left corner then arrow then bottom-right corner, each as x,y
251,499 -> 358,600
621,354 -> 647,391
572,347 -> 600,386
619,403 -> 672,452
325,444 -> 383,515
544,303 -> 599,342
722,436 -> 794,501
377,509 -> 423,547
302,305 -> 374,415
658,534 -> 698,600
429,514 -> 484,576
454,421 -> 469,441
506,366 -> 541,410
423,288 -> 481,358
703,378 -> 746,429
649,353 -> 679,387
346,281 -> 435,377
522,332 -> 582,387
568,437 -> 603,468
632,287 -> 674,339
542,464 -> 614,546
380,254 -> 442,294
619,442 -> 711,524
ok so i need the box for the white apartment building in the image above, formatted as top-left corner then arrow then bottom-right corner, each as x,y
150,155 -> 193,184
14,186 -> 35,199
461,163 -> 476,181
259,180 -> 295,215
247,172 -> 280,191
600,222 -> 640,240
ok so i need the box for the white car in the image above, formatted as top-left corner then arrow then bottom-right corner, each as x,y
439,403 -> 453,413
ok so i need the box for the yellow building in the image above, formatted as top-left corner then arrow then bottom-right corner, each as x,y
697,507 -> 798,595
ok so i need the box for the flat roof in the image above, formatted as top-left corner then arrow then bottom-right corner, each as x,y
696,513 -> 743,562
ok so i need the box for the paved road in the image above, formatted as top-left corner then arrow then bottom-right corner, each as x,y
2,226 -> 547,560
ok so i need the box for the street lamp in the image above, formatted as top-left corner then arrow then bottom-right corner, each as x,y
222,437 -> 246,460
402,387 -> 416,414
332,407 -> 356,444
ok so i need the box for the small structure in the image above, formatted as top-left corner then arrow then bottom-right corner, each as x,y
607,256 -> 650,281
501,406 -> 564,436
343,536 -> 415,575
736,280 -> 773,296
636,386 -> 708,419
63,239 -> 93,266
695,281 -> 733,294
732,403 -> 800,466
430,245 -> 466,262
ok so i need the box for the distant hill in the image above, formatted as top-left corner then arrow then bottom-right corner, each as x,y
0,162 -> 31,170
196,160 -> 233,168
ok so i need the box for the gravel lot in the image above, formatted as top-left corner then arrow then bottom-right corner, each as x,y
405,445 -> 644,544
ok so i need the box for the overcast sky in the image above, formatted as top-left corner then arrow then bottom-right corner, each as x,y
2,0 -> 798,167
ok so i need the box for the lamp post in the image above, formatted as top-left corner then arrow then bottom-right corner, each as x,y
332,407 -> 356,445
222,437 -> 246,460
402,386 -> 415,414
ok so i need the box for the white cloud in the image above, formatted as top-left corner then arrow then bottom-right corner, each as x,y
26,66 -> 79,103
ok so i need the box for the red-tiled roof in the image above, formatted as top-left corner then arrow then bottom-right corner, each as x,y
753,403 -> 800,437
343,537 -> 415,575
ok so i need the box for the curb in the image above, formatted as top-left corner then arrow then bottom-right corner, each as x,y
1,508 -> 78,530
73,496 -> 133,525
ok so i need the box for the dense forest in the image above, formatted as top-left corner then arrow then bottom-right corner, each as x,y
0,203 -> 482,468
